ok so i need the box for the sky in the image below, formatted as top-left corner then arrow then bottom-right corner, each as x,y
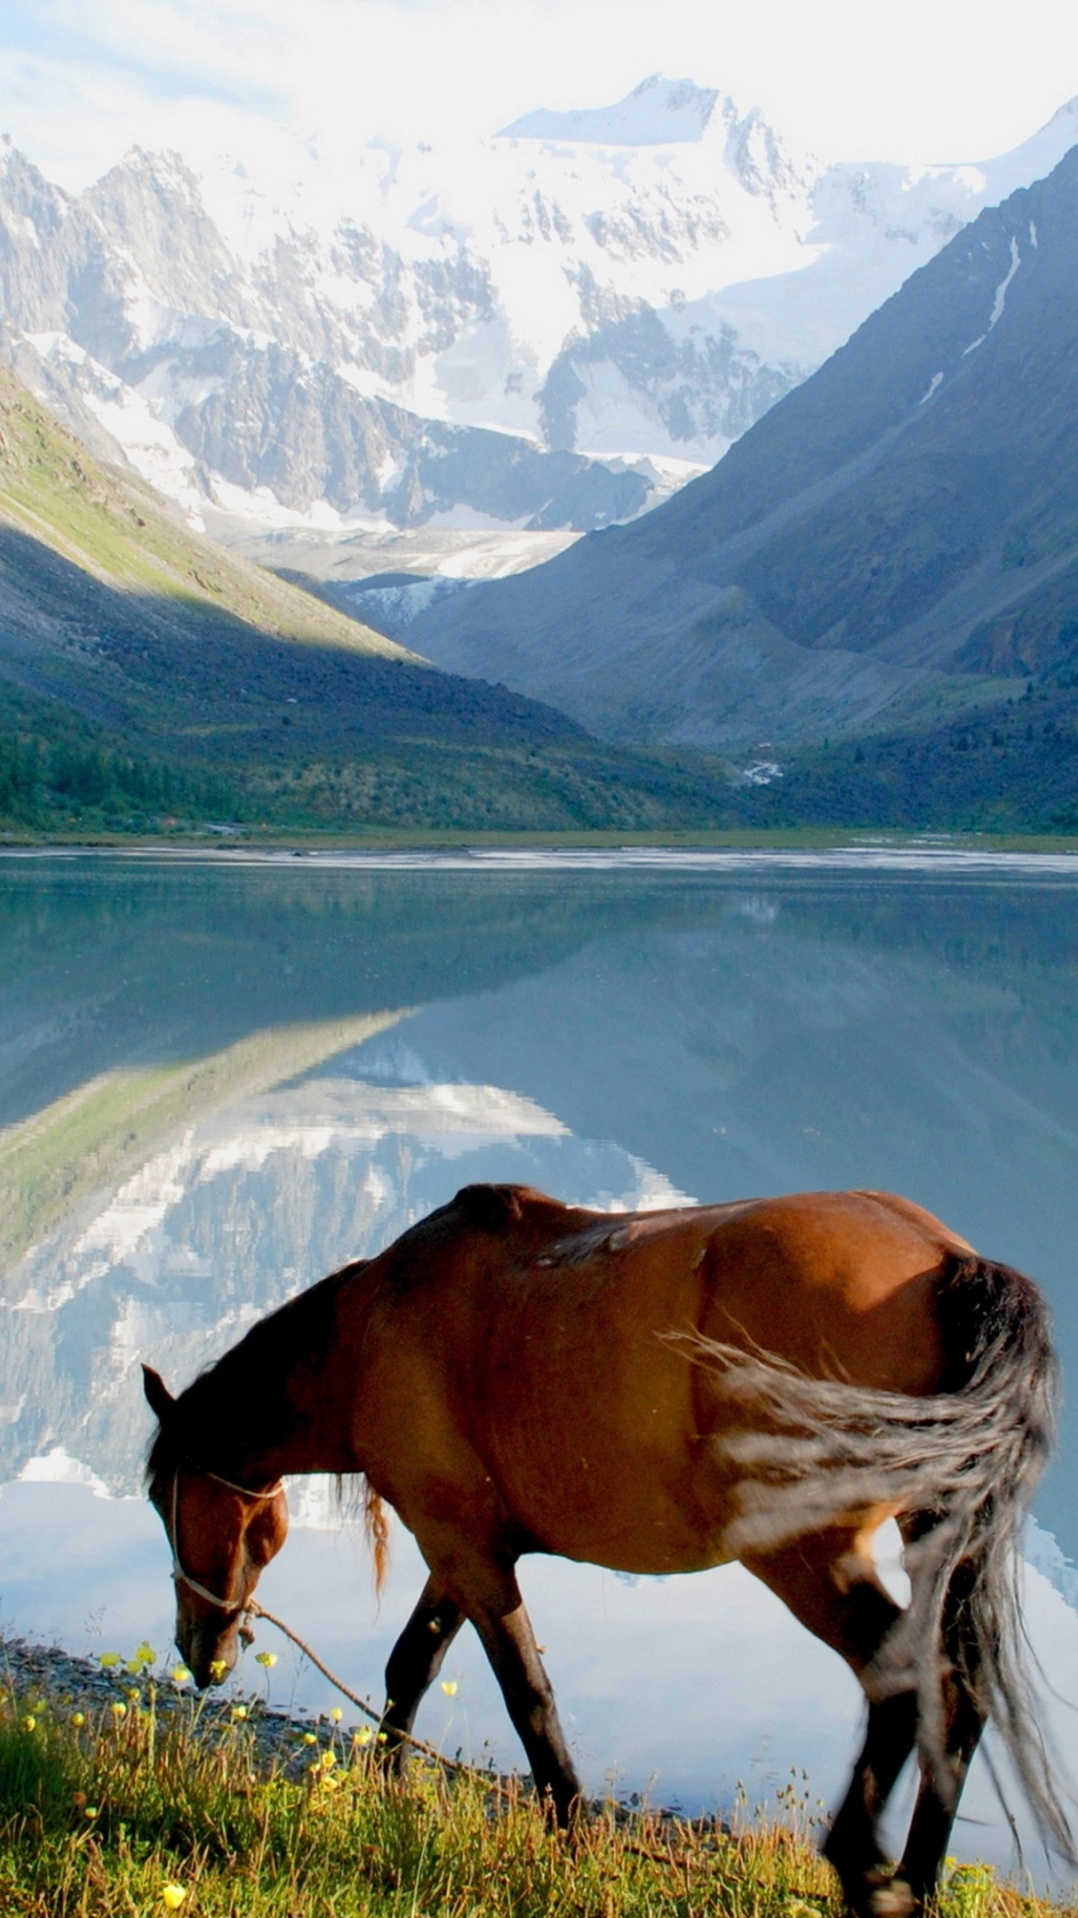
2,0 -> 1078,191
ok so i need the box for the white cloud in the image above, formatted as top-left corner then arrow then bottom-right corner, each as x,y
1,0 -> 1077,190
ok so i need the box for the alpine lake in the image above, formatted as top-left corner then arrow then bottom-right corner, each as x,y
2,846 -> 1078,1877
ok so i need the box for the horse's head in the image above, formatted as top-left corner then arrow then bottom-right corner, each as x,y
142,1364 -> 289,1688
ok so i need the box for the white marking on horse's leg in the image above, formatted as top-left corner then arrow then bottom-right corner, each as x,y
868,1877 -> 916,1918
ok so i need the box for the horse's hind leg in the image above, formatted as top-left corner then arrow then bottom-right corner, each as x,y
744,1527 -> 915,1918
380,1576 -> 464,1776
825,1696 -> 919,1918
897,1567 -> 987,1908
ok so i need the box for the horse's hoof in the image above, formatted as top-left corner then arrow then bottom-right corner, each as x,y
867,1879 -> 916,1918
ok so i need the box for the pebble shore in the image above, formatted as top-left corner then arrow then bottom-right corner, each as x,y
0,1632 -> 344,1775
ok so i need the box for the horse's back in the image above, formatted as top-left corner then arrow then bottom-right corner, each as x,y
349,1183 -> 969,1572
694,1188 -> 968,1394
365,1181 -> 965,1395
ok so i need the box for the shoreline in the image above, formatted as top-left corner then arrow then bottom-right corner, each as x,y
3,836 -> 1078,874
1,824 -> 1078,857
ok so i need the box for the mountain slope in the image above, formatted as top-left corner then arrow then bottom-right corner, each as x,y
0,138 -> 653,536
2,85 -> 1077,540
0,365 -> 407,661
0,365 -> 766,835
0,361 -> 599,765
404,144 -> 1078,751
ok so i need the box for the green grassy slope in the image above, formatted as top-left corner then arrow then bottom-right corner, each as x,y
0,364 -> 410,661
0,366 -> 756,833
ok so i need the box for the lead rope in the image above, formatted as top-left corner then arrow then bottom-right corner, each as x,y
244,1598 -> 513,1800
246,1602 -> 696,1864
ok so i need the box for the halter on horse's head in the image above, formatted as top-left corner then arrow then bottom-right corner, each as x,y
142,1364 -> 289,1687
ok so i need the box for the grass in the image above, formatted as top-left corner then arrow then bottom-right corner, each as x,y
0,1658 -> 1065,1918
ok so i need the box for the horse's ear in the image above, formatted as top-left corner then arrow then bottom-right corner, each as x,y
142,1364 -> 175,1423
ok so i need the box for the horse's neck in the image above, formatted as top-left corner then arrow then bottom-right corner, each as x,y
203,1260 -> 374,1483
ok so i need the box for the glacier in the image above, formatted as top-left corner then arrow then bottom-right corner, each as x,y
0,83 -> 1075,553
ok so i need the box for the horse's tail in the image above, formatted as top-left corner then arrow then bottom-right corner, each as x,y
683,1253 -> 1070,1857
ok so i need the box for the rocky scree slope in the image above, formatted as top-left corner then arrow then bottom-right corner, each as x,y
405,143 -> 1078,759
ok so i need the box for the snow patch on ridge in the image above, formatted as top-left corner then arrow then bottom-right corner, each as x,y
500,76 -> 719,147
988,234 -> 1022,327
962,233 -> 1022,357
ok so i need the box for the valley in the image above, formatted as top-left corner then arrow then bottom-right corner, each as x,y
2,74 -> 1078,836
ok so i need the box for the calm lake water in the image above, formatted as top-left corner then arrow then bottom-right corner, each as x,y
2,849 -> 1078,1871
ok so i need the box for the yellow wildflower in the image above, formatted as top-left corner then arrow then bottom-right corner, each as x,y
71,1712 -> 86,1728
302,1732 -> 317,1745
320,1750 -> 337,1768
329,1706 -> 342,1722
171,1665 -> 192,1685
231,1705 -> 248,1720
136,1641 -> 157,1665
209,1659 -> 227,1679
353,1727 -> 373,1747
254,1651 -> 277,1668
161,1887 -> 188,1910
99,1652 -> 121,1669
440,1680 -> 458,1697
22,1715 -> 36,1733
110,1702 -> 126,1719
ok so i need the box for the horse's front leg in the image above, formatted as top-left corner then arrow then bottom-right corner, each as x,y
473,1568 -> 581,1825
379,1575 -> 464,1776
423,1540 -> 582,1825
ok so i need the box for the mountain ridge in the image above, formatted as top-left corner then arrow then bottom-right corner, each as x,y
2,84 -> 1077,544
402,143 -> 1078,757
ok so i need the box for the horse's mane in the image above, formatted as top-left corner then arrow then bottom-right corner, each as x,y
144,1260 -> 390,1591
146,1266 -> 349,1479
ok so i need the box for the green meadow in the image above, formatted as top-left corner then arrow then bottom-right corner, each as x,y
0,1653 -> 1065,1918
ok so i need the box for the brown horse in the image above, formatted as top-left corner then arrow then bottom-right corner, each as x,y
143,1183 -> 1069,1913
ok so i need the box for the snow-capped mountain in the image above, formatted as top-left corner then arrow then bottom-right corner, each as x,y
1,77 -> 1076,541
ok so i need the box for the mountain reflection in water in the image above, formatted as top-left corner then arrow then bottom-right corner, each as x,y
2,854 -> 1078,1868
